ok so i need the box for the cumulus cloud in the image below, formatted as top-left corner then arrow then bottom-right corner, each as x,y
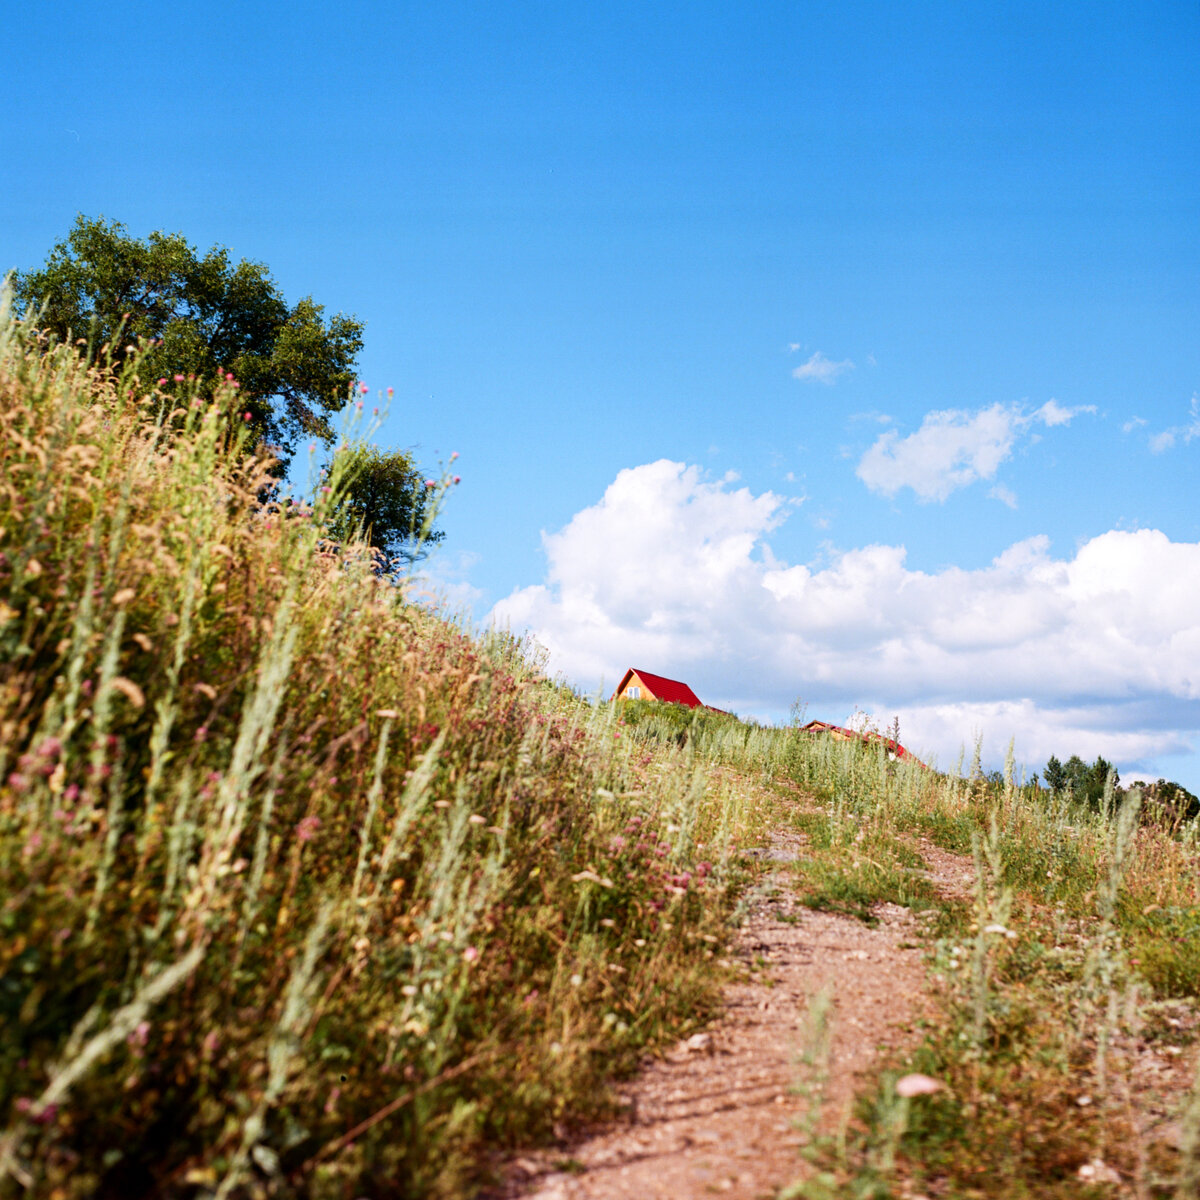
792,351 -> 855,384
856,400 -> 1093,502
490,460 -> 1200,778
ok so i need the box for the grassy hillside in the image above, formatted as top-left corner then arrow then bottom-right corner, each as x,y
0,305 -> 779,1197
2,297 -> 1199,1199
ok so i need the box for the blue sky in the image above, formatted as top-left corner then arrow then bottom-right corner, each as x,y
5,2 -> 1199,787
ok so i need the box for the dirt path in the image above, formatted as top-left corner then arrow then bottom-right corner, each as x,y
494,830 -> 959,1200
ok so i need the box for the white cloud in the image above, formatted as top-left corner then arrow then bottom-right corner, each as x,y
1123,417 -> 1148,434
490,461 -> 1200,780
989,484 -> 1018,509
1036,399 -> 1095,427
792,351 -> 855,385
413,550 -> 484,612
1147,394 -> 1200,453
856,400 -> 1094,503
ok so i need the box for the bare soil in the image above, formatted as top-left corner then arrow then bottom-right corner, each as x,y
489,820 -> 1199,1199
491,828 -> 952,1200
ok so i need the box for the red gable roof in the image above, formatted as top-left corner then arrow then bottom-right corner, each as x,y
801,719 -> 926,767
616,668 -> 704,708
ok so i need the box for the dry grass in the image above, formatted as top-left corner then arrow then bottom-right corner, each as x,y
0,305 -> 772,1198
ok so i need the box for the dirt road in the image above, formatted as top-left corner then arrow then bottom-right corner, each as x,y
495,837 -> 942,1199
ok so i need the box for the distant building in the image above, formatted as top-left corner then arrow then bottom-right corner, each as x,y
612,668 -> 705,709
801,719 -> 925,767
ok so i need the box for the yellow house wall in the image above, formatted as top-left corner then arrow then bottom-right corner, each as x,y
616,673 -> 656,701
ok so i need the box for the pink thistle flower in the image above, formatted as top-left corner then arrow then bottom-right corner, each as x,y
453,475 -> 461,484
450,451 -> 459,461
463,945 -> 479,963
424,479 -> 435,489
243,412 -> 252,421
387,386 -> 394,396
158,377 -> 168,386
174,374 -> 185,382
296,815 -> 321,843
359,383 -> 369,394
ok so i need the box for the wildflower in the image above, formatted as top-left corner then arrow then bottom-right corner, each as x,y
387,386 -> 394,395
424,479 -> 435,489
174,374 -> 185,382
359,383 -> 369,394
296,815 -> 321,843
157,377 -> 167,386
453,475 -> 461,484
243,412 -> 252,421
463,946 -> 479,963
450,451 -> 459,460
194,726 -> 208,743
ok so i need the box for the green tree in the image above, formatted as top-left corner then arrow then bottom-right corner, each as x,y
323,441 -> 446,570
13,215 -> 364,466
1046,753 -> 1119,813
1043,755 -> 1067,793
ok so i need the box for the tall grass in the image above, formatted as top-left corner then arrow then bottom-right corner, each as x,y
774,727 -> 1200,1196
0,306 -> 769,1197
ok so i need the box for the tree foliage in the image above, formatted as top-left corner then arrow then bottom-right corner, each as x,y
323,441 -> 445,569
1043,753 -> 1119,813
13,215 -> 364,465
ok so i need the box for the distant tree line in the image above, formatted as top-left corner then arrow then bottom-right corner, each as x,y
1042,753 -> 1198,829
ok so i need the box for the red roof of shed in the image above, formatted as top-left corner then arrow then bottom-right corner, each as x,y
801,719 -> 926,767
615,668 -> 704,708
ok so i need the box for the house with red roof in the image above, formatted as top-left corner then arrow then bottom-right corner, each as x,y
801,719 -> 926,768
612,668 -> 706,709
